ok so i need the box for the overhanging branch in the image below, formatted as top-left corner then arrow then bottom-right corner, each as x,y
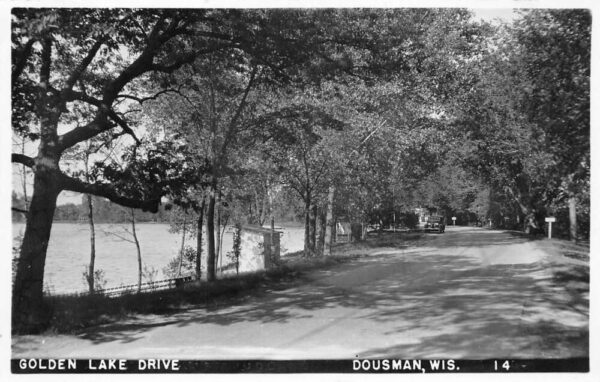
57,115 -> 111,151
59,22 -> 228,151
150,51 -> 197,73
64,37 -> 106,91
12,153 -> 35,168
117,87 -> 182,104
12,207 -> 29,214
63,90 -> 103,108
106,110 -> 141,145
217,66 -> 259,164
59,173 -> 161,213
57,106 -> 137,151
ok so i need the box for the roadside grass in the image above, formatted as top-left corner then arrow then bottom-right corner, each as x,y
333,231 -> 424,252
506,229 -> 590,261
539,239 -> 590,262
516,236 -> 590,304
40,251 -> 362,334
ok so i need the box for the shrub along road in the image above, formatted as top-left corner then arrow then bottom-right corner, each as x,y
12,227 -> 589,359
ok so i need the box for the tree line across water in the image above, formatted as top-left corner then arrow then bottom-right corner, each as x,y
12,9 -> 589,333
11,192 -> 304,224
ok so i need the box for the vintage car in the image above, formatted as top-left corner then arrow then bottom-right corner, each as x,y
424,215 -> 446,233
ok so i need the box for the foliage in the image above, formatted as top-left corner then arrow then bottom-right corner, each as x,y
81,268 -> 107,292
449,9 -> 590,235
515,10 -> 590,180
163,246 -> 197,279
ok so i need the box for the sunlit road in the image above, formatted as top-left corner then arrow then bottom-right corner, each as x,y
12,227 -> 589,359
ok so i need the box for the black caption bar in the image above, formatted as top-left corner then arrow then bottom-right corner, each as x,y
11,358 -> 589,374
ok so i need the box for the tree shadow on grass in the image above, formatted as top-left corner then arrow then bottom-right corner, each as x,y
358,319 -> 588,359
361,229 -> 544,252
76,318 -> 184,344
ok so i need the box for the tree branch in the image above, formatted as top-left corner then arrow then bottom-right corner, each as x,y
128,16 -> 149,43
88,131 -> 127,154
63,90 -> 103,108
147,15 -> 167,42
195,30 -> 237,42
64,37 -> 106,91
150,52 -> 198,73
217,66 -> 259,164
12,38 -> 36,84
12,153 -> 35,168
59,173 -> 161,213
228,66 -> 258,132
106,110 -> 141,145
113,15 -> 209,94
285,177 -> 307,202
58,114 -> 111,151
59,18 -> 212,151
102,229 -> 135,244
57,101 -> 138,151
117,87 -> 182,104
12,207 -> 29,215
312,159 -> 329,189
40,37 -> 52,87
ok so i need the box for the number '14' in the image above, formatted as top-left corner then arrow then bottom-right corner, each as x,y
494,360 -> 510,371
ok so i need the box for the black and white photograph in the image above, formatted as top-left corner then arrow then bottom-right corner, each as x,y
3,0 -> 596,377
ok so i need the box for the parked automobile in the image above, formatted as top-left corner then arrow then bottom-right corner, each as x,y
424,215 -> 445,233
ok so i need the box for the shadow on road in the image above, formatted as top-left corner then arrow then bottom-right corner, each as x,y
72,228 -> 589,358
348,228 -> 544,252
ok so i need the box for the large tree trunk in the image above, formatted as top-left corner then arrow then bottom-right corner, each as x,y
13,70 -> 63,332
86,194 -> 96,294
196,197 -> 205,280
206,190 -> 217,281
13,171 -> 60,333
323,186 -> 335,256
568,195 -> 577,241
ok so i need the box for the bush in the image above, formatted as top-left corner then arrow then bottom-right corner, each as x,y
163,246 -> 197,278
398,212 -> 419,229
81,268 -> 108,293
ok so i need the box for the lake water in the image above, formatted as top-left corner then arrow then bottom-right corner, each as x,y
12,222 -> 305,295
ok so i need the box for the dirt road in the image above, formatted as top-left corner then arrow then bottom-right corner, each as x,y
12,227 -> 589,359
